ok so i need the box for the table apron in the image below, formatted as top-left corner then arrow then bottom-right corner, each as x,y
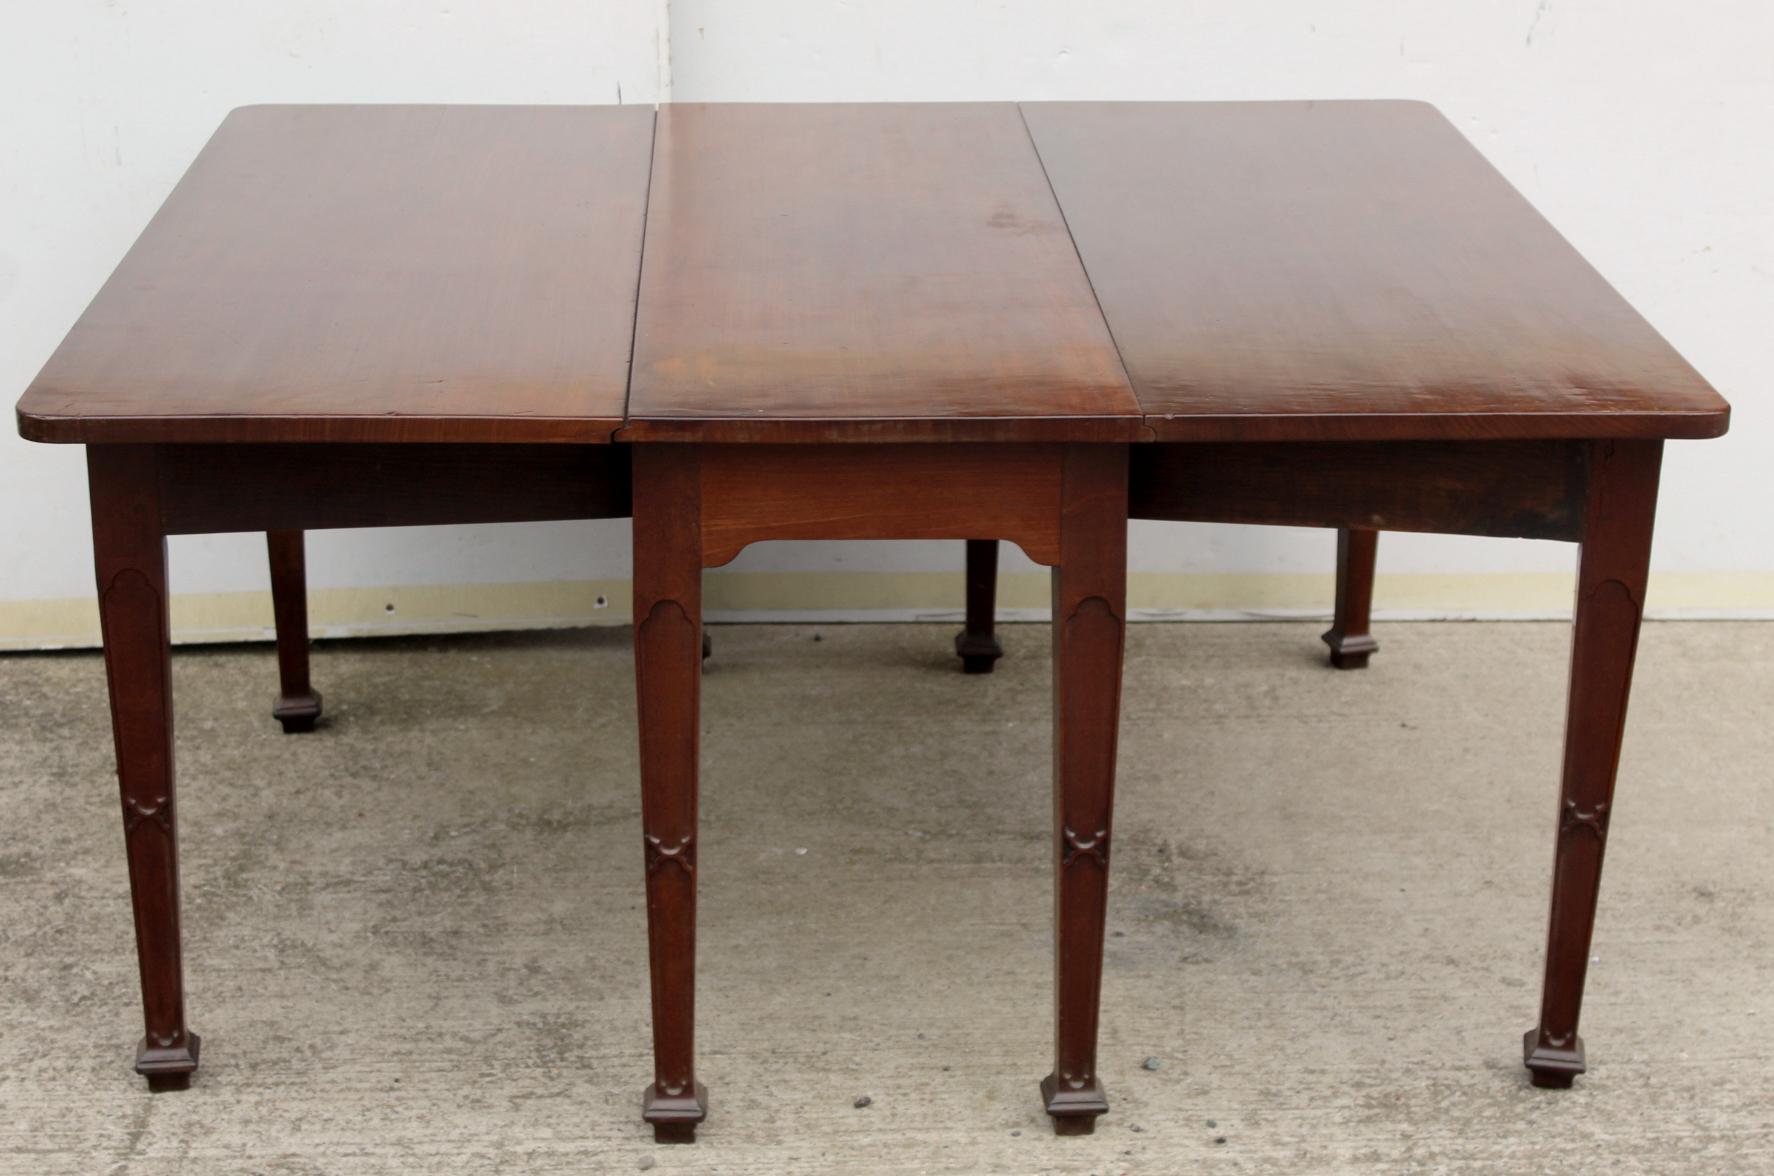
697,442 -> 1077,567
132,438 -> 1588,544
148,443 -> 632,536
1130,439 -> 1589,542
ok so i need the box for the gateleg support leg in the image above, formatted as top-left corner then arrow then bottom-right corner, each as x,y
956,538 -> 1004,673
267,530 -> 323,732
1524,439 -> 1662,1089
1043,444 -> 1128,1135
89,445 -> 201,1091
632,444 -> 709,1142
1322,527 -> 1380,669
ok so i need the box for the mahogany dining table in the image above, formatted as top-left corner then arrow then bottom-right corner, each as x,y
16,100 -> 1728,1141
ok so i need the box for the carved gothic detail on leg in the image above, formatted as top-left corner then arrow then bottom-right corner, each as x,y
1526,439 -> 1661,1090
1561,799 -> 1611,840
1044,446 -> 1128,1136
1061,825 -> 1109,871
123,792 -> 174,838
633,445 -> 708,1142
90,445 -> 201,1092
646,833 -> 697,877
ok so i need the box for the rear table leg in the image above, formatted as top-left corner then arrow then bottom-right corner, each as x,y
1322,527 -> 1380,669
267,531 -> 323,732
955,539 -> 1004,673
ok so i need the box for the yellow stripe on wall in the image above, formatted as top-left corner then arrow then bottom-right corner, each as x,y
2,572 -> 1771,651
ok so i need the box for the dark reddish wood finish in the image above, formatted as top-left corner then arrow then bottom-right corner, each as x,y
1525,439 -> 1662,1088
72,439 -> 632,1097
1129,440 -> 1588,541
956,539 -> 1004,673
18,100 -> 1732,1126
267,531 -> 322,732
631,445 -> 709,1143
697,444 -> 1066,567
633,442 -> 1128,1135
1324,528 -> 1380,669
957,521 -> 1385,674
958,527 -> 1384,674
1129,434 -> 1678,1090
88,445 -> 200,1091
19,105 -> 654,444
624,103 -> 1143,444
1022,101 -> 1729,442
157,443 -> 631,535
1042,445 -> 1128,1134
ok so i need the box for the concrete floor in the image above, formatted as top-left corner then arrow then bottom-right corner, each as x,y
1,621 -> 1771,1175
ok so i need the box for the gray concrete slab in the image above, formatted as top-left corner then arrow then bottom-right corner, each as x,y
1,621 -> 1770,1174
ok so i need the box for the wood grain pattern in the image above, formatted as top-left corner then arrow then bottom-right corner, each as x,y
88,445 -> 200,1090
1323,528 -> 1380,669
623,103 -> 1143,443
637,439 -> 1130,1136
267,531 -> 322,732
697,443 -> 1067,567
1130,439 -> 1588,542
1042,444 -> 1128,1135
157,443 -> 630,536
631,445 -> 709,1143
956,539 -> 1005,673
1525,438 -> 1661,1088
1022,101 -> 1730,442
26,102 -> 1733,1121
19,105 -> 655,444
21,101 -> 1731,446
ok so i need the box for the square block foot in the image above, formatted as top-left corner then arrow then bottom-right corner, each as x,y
273,690 -> 323,733
137,1031 -> 200,1092
955,632 -> 1004,674
1523,1028 -> 1584,1089
1322,631 -> 1378,670
1041,1072 -> 1107,1135
643,1080 -> 708,1144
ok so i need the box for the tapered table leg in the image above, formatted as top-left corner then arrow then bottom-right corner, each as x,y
1042,445 -> 1128,1135
267,531 -> 323,732
1524,439 -> 1662,1089
632,445 -> 709,1142
89,445 -> 201,1091
1322,527 -> 1380,669
955,539 -> 1004,673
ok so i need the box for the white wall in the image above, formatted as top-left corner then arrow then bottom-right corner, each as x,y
672,0 -> 1774,588
0,1 -> 665,640
4,2 -> 1770,645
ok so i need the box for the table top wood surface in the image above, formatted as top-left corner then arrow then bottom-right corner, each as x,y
18,105 -> 656,444
1022,101 -> 1728,441
623,103 -> 1141,443
17,101 -> 1728,446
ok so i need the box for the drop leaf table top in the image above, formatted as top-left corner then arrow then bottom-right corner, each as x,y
15,100 -> 1727,1139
